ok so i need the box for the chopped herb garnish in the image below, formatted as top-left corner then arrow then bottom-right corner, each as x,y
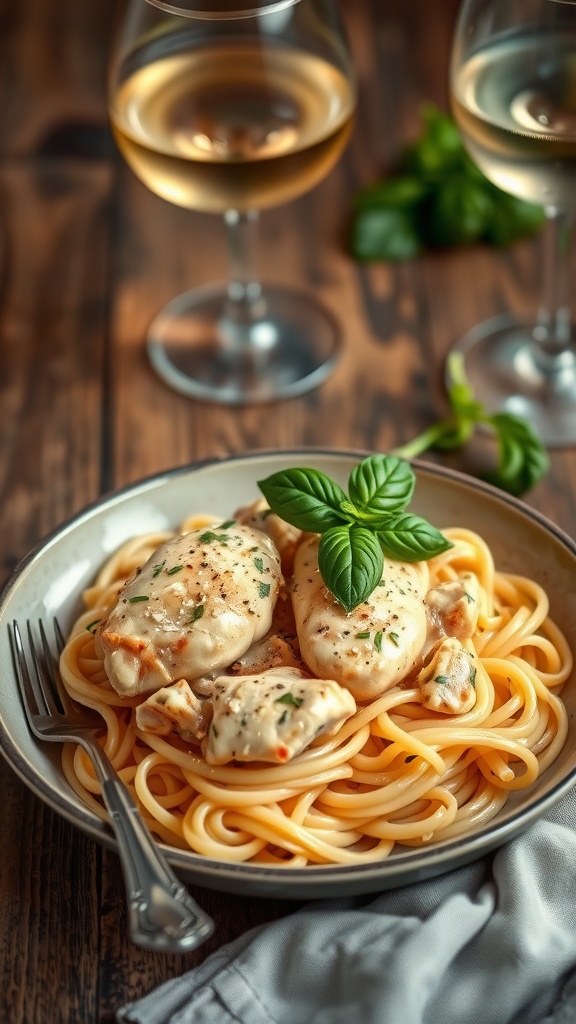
190,605 -> 204,623
128,595 -> 149,603
254,557 -> 264,574
374,630 -> 383,652
152,561 -> 166,577
469,666 -> 477,688
278,709 -> 289,726
85,619 -> 102,633
219,520 -> 236,529
199,530 -> 228,544
355,631 -> 371,640
275,693 -> 304,708
166,565 -> 184,575
434,675 -> 449,685
463,591 -> 475,604
258,582 -> 271,598
388,632 -> 400,646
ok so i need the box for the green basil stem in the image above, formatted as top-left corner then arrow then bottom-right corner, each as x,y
392,352 -> 549,496
393,422 -> 452,461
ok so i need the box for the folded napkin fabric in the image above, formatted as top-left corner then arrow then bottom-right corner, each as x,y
118,787 -> 576,1024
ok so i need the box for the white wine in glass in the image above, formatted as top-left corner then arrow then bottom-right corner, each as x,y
109,0 -> 356,404
449,0 -> 576,446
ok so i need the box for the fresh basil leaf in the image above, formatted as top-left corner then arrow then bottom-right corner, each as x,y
348,454 -> 415,515
353,175 -> 431,211
485,412 -> 550,496
351,206 -> 423,262
351,104 -> 544,266
258,468 -> 348,533
318,525 -> 384,614
425,175 -> 494,247
377,513 -> 453,562
401,105 -> 465,175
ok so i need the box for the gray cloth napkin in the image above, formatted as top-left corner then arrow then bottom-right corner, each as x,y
117,787 -> 576,1024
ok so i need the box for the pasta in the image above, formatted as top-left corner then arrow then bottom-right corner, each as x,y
59,513 -> 572,868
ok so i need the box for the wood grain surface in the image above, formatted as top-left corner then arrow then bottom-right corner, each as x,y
1,1 -> 575,1021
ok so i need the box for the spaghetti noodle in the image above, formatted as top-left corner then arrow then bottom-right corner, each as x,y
59,514 -> 572,867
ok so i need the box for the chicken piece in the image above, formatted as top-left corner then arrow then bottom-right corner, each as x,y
204,666 -> 356,765
292,536 -> 430,702
189,675 -> 219,697
417,636 -> 477,714
231,634 -> 304,675
230,591 -> 304,675
96,522 -> 283,697
424,573 -> 480,650
136,679 -> 212,742
234,497 -> 302,575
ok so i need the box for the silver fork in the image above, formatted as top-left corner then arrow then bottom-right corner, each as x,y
10,618 -> 214,954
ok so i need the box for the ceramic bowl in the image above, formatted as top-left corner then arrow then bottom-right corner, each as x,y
1,450 -> 575,897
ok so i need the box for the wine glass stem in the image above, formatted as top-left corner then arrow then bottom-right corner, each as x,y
534,207 -> 575,366
224,209 -> 263,306
220,208 -> 271,359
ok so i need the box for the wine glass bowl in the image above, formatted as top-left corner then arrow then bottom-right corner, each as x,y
448,0 -> 576,446
108,0 -> 356,404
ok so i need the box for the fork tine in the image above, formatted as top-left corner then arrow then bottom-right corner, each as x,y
10,620 -> 41,726
53,617 -> 66,656
26,621 -> 52,716
34,619 -> 64,717
52,617 -> 76,715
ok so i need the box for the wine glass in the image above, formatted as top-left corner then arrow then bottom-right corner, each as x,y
449,0 -> 576,446
108,0 -> 356,405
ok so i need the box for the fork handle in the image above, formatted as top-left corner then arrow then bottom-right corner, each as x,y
101,777 -> 214,953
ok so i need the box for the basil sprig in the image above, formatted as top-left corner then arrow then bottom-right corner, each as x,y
258,455 -> 451,613
394,353 -> 550,497
350,103 -> 544,262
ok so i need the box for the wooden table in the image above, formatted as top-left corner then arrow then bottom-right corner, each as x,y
2,1 -> 575,1020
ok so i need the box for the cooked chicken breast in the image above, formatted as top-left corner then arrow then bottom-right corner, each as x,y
417,636 -> 477,714
229,590 -> 304,675
292,535 -> 429,701
424,572 -> 480,649
96,522 -> 283,696
234,497 -> 302,574
203,666 -> 356,765
135,679 -> 212,741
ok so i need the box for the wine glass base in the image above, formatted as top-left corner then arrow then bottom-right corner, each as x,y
147,283 -> 341,405
446,314 -> 576,448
